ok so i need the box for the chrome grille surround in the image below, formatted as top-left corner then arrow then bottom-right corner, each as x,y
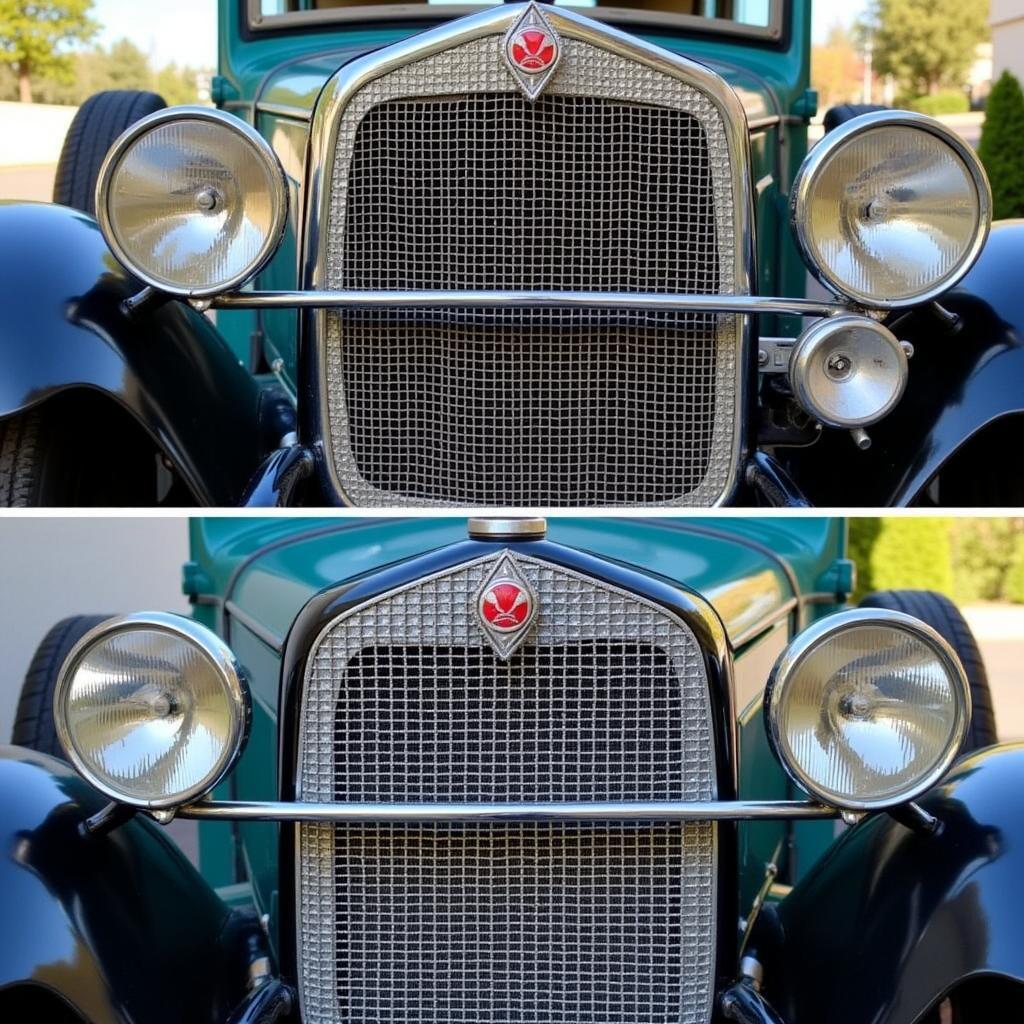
306,3 -> 752,507
296,551 -> 718,1024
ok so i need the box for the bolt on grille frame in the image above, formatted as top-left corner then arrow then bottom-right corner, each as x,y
300,3 -> 754,508
289,549 -> 724,1024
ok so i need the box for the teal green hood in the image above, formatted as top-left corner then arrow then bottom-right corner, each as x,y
188,517 -> 846,652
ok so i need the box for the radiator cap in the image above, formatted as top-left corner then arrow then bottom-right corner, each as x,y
468,518 -> 546,540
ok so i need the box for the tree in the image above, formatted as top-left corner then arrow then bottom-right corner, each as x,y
854,518 -> 954,599
156,62 -> 199,106
102,37 -> 150,91
812,23 -> 864,110
979,71 -> 1024,220
862,0 -> 988,97
0,0 -> 97,102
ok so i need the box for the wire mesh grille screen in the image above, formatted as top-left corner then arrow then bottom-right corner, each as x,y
321,33 -> 741,507
298,553 -> 717,1024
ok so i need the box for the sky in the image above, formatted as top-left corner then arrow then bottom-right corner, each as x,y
93,0 -> 218,69
86,0 -> 870,69
812,0 -> 869,43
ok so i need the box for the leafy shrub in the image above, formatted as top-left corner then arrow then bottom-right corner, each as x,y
979,71 -> 1024,219
950,519 -> 1020,602
849,518 -> 952,600
1000,533 -> 1024,604
907,90 -> 970,115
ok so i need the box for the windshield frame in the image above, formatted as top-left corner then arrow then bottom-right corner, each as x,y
244,0 -> 785,44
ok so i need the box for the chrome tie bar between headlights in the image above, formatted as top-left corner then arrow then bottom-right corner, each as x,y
205,289 -> 850,318
178,798 -> 841,822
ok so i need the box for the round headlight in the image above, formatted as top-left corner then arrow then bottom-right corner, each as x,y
765,609 -> 970,810
791,111 -> 991,308
54,612 -> 250,808
95,107 -> 287,298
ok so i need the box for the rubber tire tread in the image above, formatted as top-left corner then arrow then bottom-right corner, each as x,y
0,409 -> 42,507
823,103 -> 889,132
10,614 -> 112,757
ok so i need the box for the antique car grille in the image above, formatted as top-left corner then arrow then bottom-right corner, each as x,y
320,30 -> 742,506
297,553 -> 718,1024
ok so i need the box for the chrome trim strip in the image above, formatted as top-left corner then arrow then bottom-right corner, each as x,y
246,0 -> 784,42
255,101 -> 312,122
301,2 -> 757,508
211,289 -> 846,317
790,109 -> 993,310
53,612 -> 251,810
224,600 -> 284,653
730,596 -> 797,650
747,115 -> 782,131
765,607 -> 973,812
182,798 -> 838,821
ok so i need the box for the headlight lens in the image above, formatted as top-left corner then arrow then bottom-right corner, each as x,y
765,609 -> 970,810
792,112 -> 991,308
54,613 -> 250,808
96,107 -> 287,297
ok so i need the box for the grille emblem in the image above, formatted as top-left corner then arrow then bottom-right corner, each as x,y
504,3 -> 561,101
474,553 -> 538,659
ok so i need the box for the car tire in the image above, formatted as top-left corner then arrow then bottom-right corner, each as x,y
1,407 -> 104,507
10,614 -> 111,758
52,89 -> 166,216
0,403 -> 160,507
859,589 -> 998,752
823,103 -> 889,132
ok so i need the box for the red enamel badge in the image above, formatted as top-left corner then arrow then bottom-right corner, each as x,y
504,3 -> 562,101
509,27 -> 558,73
479,580 -> 532,632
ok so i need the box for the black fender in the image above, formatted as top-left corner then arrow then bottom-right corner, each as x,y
782,220 -> 1024,505
765,742 -> 1024,1023
0,201 -> 280,505
0,746 -> 249,1023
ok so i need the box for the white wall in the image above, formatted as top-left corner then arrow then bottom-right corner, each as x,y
0,102 -> 77,167
0,518 -> 189,741
992,0 -> 1024,82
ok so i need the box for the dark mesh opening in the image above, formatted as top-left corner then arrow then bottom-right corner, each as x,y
335,92 -> 722,505
328,640 -> 709,1024
332,641 -> 686,803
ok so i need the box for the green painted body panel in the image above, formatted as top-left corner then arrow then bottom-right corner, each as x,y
213,1 -> 813,382
186,515 -> 846,947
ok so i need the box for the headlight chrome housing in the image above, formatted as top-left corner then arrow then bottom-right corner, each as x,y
765,608 -> 971,811
791,111 -> 991,309
95,107 -> 287,298
54,612 -> 250,809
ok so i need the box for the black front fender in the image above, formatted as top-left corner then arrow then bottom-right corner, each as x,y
0,201 -> 276,505
767,742 -> 1024,1023
0,746 -> 248,1023
783,220 -> 1024,505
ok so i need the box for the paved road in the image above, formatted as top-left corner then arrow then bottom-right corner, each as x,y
0,163 -> 55,202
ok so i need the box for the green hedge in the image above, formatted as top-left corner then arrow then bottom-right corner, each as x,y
979,71 -> 1024,219
1004,534 -> 1024,605
850,518 -> 1024,604
849,518 -> 953,601
907,90 -> 970,115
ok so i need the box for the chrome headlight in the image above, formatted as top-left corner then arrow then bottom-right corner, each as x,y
54,612 -> 250,809
765,608 -> 970,810
789,315 -> 908,428
95,107 -> 287,298
791,111 -> 991,309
